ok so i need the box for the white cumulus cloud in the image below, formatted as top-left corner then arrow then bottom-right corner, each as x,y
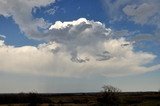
46,18 -> 112,62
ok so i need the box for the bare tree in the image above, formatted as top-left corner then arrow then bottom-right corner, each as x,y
102,85 -> 121,93
98,85 -> 122,105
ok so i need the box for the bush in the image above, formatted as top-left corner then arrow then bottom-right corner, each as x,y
97,85 -> 122,105
102,85 -> 121,93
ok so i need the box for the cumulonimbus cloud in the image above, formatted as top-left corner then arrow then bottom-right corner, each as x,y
46,18 -> 112,62
0,18 -> 159,77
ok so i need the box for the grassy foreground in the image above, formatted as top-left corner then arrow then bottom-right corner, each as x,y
0,92 -> 159,106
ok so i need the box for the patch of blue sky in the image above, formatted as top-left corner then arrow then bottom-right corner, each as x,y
33,0 -> 107,24
0,16 -> 43,47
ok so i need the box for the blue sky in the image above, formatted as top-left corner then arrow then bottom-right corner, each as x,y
0,0 -> 160,93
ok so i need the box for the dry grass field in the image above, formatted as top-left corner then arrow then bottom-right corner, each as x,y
0,92 -> 160,106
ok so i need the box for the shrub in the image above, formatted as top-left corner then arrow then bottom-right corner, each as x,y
97,85 -> 122,105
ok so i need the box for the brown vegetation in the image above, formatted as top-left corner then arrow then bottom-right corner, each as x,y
0,91 -> 160,106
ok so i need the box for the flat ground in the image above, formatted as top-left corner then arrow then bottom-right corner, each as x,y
0,92 -> 159,106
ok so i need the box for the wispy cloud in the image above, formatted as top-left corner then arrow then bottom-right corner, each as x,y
0,0 -> 55,38
101,0 -> 160,43
45,6 -> 59,15
0,34 -> 6,40
123,2 -> 160,26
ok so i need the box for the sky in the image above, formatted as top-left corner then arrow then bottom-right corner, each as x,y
0,0 -> 160,93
